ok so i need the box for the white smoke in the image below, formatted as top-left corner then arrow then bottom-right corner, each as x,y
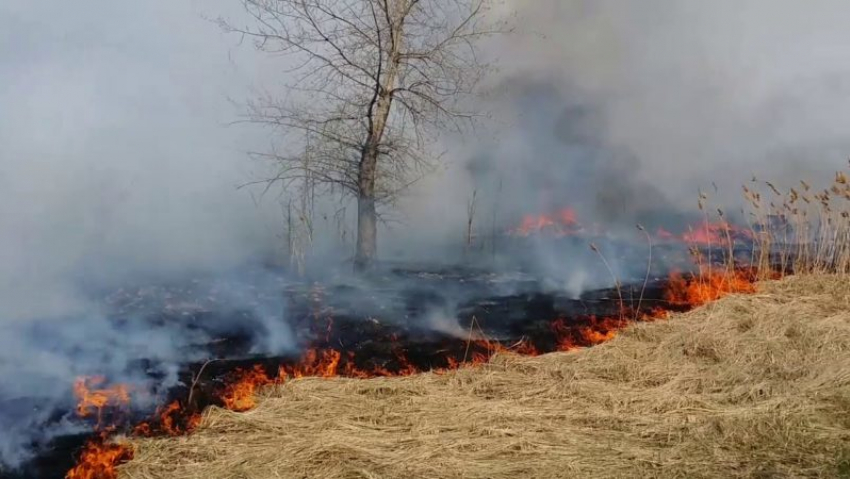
0,0 -> 294,467
399,0 -> 850,237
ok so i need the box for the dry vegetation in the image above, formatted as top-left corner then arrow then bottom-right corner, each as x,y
741,165 -> 850,278
112,165 -> 850,478
118,274 -> 850,479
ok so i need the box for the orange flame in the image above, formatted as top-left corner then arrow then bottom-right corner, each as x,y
667,222 -> 754,246
580,328 -> 617,345
73,376 -> 130,427
550,316 -> 629,351
682,222 -> 728,245
286,348 -> 344,379
65,434 -> 133,479
133,400 -> 202,437
511,207 -> 580,237
67,266 -> 760,478
221,365 -> 273,412
665,270 -> 756,307
511,207 -> 756,248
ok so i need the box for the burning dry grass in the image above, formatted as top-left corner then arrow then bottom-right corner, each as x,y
118,274 -> 850,479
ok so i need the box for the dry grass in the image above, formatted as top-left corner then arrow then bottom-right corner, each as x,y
117,275 -> 850,479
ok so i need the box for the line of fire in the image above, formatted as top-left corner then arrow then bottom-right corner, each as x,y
11,209 -> 781,479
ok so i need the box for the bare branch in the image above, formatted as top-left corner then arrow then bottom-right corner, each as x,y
222,0 -> 508,267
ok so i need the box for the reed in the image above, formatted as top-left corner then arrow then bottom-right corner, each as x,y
739,162 -> 850,278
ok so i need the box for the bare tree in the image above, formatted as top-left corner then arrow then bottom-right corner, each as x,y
222,0 -> 507,270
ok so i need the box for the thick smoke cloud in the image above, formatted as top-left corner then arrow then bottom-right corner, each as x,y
385,0 -> 850,296
0,0 -> 290,467
399,0 -> 850,243
0,0 -> 282,317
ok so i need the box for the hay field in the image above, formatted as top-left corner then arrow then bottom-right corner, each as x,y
119,275 -> 850,479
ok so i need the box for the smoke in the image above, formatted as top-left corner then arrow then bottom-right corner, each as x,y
0,0 -> 297,468
389,0 -> 850,283
0,0 -> 278,314
512,1 -> 849,193
0,267 -> 296,467
400,0 -> 850,237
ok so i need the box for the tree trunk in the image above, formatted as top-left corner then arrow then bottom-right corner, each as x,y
354,5 -> 404,272
354,194 -> 377,270
354,146 -> 379,271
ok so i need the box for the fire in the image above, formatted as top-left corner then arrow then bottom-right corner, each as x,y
134,400 -> 202,437
656,222 -> 754,246
68,377 -> 134,478
510,203 -> 760,252
221,365 -> 273,412
551,316 -> 627,351
640,306 -> 671,321
509,339 -> 542,357
65,434 -> 133,479
665,270 -> 756,307
511,207 -> 580,237
285,348 -> 344,379
73,376 -> 130,427
682,222 -> 728,245
580,328 -> 617,345
511,206 -> 757,250
67,266 -> 762,478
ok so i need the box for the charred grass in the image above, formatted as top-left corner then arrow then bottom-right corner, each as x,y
118,274 -> 850,479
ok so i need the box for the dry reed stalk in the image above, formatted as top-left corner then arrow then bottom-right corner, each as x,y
634,224 -> 652,322
737,163 -> 850,279
590,242 -> 625,320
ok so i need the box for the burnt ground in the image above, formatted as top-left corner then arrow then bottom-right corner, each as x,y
1,254 -> 706,479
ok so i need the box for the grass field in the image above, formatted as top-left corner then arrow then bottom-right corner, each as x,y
116,274 -> 850,479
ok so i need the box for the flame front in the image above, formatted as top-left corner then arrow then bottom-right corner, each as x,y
221,365 -> 273,412
134,400 -> 202,437
67,266 -> 756,478
509,207 -> 755,248
665,270 -> 757,307
681,222 -> 753,245
65,433 -> 133,479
